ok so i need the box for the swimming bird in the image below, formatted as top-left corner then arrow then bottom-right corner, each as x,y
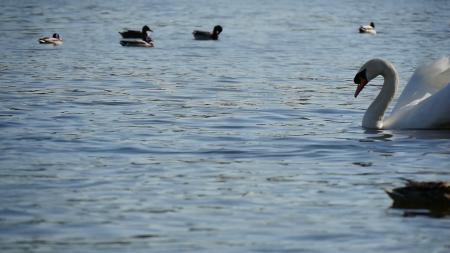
119,25 -> 153,47
353,57 -> 450,129
38,33 -> 63,45
359,22 -> 376,34
119,25 -> 153,39
385,180 -> 450,209
193,25 -> 223,40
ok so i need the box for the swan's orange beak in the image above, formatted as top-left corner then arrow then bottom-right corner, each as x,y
354,69 -> 368,98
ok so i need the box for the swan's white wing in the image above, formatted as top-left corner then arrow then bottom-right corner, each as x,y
392,56 -> 450,112
386,82 -> 450,129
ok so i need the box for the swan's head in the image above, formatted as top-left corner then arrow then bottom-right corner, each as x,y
354,58 -> 388,97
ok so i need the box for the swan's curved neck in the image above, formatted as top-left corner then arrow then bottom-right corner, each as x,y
363,63 -> 398,129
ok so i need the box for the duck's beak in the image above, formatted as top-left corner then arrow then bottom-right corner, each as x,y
354,69 -> 368,98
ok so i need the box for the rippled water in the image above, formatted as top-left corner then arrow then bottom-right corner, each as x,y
1,0 -> 450,252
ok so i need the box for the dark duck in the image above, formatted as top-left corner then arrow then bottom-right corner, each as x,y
119,25 -> 153,39
193,25 -> 223,40
385,180 -> 450,209
119,25 -> 154,47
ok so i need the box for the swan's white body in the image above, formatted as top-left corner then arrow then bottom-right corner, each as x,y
354,57 -> 450,129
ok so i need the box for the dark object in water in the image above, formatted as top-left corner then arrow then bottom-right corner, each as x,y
193,25 -> 223,40
119,25 -> 152,39
385,180 -> 450,210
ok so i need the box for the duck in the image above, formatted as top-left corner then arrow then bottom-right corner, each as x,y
359,22 -> 376,34
119,25 -> 152,39
120,32 -> 153,47
385,180 -> 450,209
119,25 -> 154,48
193,25 -> 223,40
38,33 -> 63,45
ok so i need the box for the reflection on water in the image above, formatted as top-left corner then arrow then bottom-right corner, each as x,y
393,130 -> 450,140
1,0 -> 450,252
401,209 -> 450,218
362,131 -> 394,142
363,129 -> 450,142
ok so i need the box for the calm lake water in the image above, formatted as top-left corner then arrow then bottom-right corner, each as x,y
1,0 -> 450,252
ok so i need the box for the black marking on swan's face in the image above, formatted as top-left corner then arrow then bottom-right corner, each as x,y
354,69 -> 368,98
354,69 -> 367,85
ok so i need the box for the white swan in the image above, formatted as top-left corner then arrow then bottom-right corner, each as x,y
353,57 -> 450,129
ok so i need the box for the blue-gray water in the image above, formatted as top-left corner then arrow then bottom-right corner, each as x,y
1,0 -> 450,252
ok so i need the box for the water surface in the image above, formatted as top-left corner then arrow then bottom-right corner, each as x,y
1,0 -> 450,252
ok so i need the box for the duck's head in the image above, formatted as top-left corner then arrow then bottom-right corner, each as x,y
142,25 -> 153,33
213,25 -> 223,35
52,33 -> 60,39
370,22 -> 375,28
